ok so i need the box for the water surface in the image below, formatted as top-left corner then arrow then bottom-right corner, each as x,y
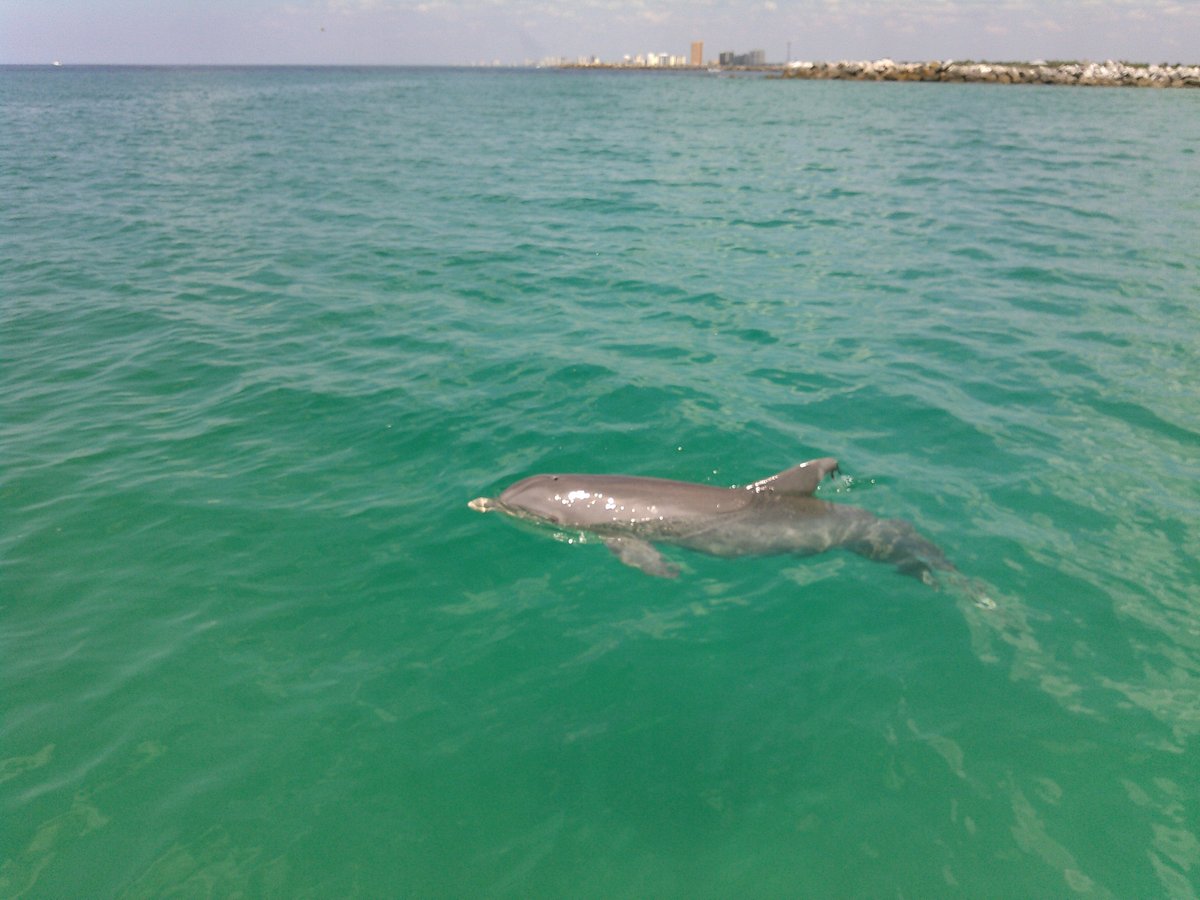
3,66 -> 1199,897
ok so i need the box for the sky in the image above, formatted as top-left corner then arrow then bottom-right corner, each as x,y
2,0 -> 1197,66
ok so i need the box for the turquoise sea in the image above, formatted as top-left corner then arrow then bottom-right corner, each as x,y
3,66 -> 1199,897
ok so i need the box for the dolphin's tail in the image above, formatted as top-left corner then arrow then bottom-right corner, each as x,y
845,517 -> 996,608
845,517 -> 955,580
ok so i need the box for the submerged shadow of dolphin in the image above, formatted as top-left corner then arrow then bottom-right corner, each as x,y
470,457 -> 995,606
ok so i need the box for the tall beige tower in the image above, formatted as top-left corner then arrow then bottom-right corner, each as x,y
690,41 -> 704,67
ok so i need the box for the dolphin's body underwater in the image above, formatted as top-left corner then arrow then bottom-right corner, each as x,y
469,457 -> 962,585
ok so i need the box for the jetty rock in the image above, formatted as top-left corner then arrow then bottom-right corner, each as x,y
781,59 -> 1200,88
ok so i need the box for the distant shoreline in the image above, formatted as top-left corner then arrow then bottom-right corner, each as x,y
561,59 -> 1200,88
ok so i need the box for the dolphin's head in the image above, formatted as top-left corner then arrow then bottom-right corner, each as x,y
473,471 -> 748,531
471,474 -> 644,529
468,474 -> 571,524
492,474 -> 575,525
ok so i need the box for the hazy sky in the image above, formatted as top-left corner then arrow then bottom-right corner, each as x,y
3,0 -> 1197,66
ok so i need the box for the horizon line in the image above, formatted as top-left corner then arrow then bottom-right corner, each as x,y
9,57 -> 1198,68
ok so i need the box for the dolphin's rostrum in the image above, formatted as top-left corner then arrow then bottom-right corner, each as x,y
469,457 -> 977,592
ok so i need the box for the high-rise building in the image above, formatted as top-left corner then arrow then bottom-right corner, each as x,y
719,49 -> 767,67
690,41 -> 704,67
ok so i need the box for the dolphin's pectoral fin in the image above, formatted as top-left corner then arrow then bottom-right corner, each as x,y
748,457 -> 840,496
604,537 -> 679,579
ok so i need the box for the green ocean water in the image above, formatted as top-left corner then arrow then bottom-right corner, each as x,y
2,65 -> 1199,897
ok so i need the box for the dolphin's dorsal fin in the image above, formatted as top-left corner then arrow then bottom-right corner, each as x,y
747,457 -> 839,496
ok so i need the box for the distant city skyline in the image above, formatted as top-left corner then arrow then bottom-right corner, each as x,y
2,0 -> 1198,66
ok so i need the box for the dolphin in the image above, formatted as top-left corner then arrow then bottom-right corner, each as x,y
469,457 -> 978,592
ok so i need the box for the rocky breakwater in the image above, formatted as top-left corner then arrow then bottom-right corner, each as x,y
782,59 -> 1200,88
